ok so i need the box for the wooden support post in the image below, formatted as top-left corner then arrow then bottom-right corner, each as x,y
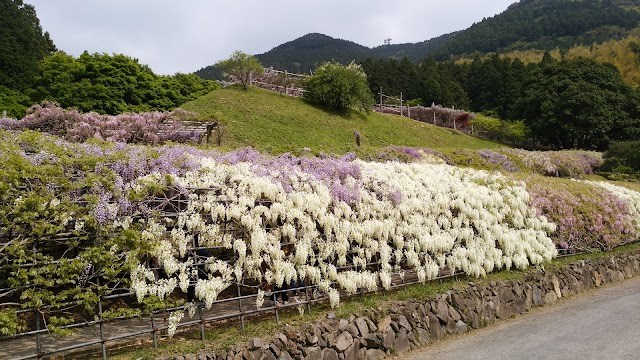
206,124 -> 213,145
98,300 -> 107,360
35,311 -> 42,359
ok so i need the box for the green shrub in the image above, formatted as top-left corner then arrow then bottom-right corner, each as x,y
470,114 -> 529,145
303,62 -> 374,112
603,141 -> 640,175
0,86 -> 31,118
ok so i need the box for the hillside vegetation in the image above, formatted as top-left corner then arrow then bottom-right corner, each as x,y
475,29 -> 640,87
0,1 -> 219,119
432,0 -> 640,59
180,86 -> 501,155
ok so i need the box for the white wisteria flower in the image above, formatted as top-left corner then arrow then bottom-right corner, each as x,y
128,155 -> 557,309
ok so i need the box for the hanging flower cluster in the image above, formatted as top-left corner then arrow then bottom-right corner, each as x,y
5,129 -> 637,337
129,155 -> 558,308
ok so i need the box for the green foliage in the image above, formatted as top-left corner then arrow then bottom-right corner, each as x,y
470,115 -> 529,145
362,51 -> 638,151
603,141 -> 640,175
303,61 -> 374,112
194,64 -> 225,81
0,309 -> 25,336
29,51 -> 219,115
515,58 -> 634,150
0,131 -> 175,335
0,85 -> 30,118
0,0 -> 56,91
216,50 -> 263,90
361,57 -> 469,109
432,0 -> 640,59
463,55 -> 526,119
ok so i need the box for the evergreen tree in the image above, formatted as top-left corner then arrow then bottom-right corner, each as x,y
0,0 -> 56,91
515,58 -> 632,150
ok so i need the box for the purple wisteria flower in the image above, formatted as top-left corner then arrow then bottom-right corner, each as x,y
477,149 -> 519,172
527,180 -> 635,251
5,102 -> 203,144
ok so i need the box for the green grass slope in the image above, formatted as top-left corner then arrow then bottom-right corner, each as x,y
181,86 -> 501,155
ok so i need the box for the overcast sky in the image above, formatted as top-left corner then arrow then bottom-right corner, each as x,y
27,0 -> 518,75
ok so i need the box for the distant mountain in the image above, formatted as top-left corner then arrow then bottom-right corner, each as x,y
370,32 -> 458,60
255,33 -> 370,74
195,0 -> 640,79
195,33 -> 458,79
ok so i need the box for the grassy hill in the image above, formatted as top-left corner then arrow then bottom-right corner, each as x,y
181,86 -> 501,155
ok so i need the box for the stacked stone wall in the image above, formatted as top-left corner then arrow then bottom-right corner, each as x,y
165,250 -> 640,360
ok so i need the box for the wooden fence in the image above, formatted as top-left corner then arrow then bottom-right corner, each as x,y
374,88 -> 473,132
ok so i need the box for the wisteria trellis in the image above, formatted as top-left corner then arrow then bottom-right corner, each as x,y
2,130 -> 639,339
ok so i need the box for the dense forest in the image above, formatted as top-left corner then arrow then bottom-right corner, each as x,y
361,53 -> 640,151
432,0 -> 640,59
0,0 -> 218,117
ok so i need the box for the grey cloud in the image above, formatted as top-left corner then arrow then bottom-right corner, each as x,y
27,0 -> 517,75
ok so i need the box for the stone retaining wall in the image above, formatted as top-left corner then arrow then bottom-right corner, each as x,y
165,250 -> 640,360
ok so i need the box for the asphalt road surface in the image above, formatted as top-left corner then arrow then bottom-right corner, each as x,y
403,276 -> 640,360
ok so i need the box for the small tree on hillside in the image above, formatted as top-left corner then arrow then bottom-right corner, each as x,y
602,141 -> 640,175
216,50 -> 263,90
303,61 -> 374,112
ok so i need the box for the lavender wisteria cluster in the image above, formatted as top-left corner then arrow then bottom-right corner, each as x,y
477,149 -> 520,172
375,146 -> 448,164
505,148 -> 603,178
527,178 -> 638,251
0,102 -> 204,144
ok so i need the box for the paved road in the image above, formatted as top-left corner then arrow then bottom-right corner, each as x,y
403,276 -> 640,360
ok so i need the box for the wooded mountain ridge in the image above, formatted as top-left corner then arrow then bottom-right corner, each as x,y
195,0 -> 640,78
